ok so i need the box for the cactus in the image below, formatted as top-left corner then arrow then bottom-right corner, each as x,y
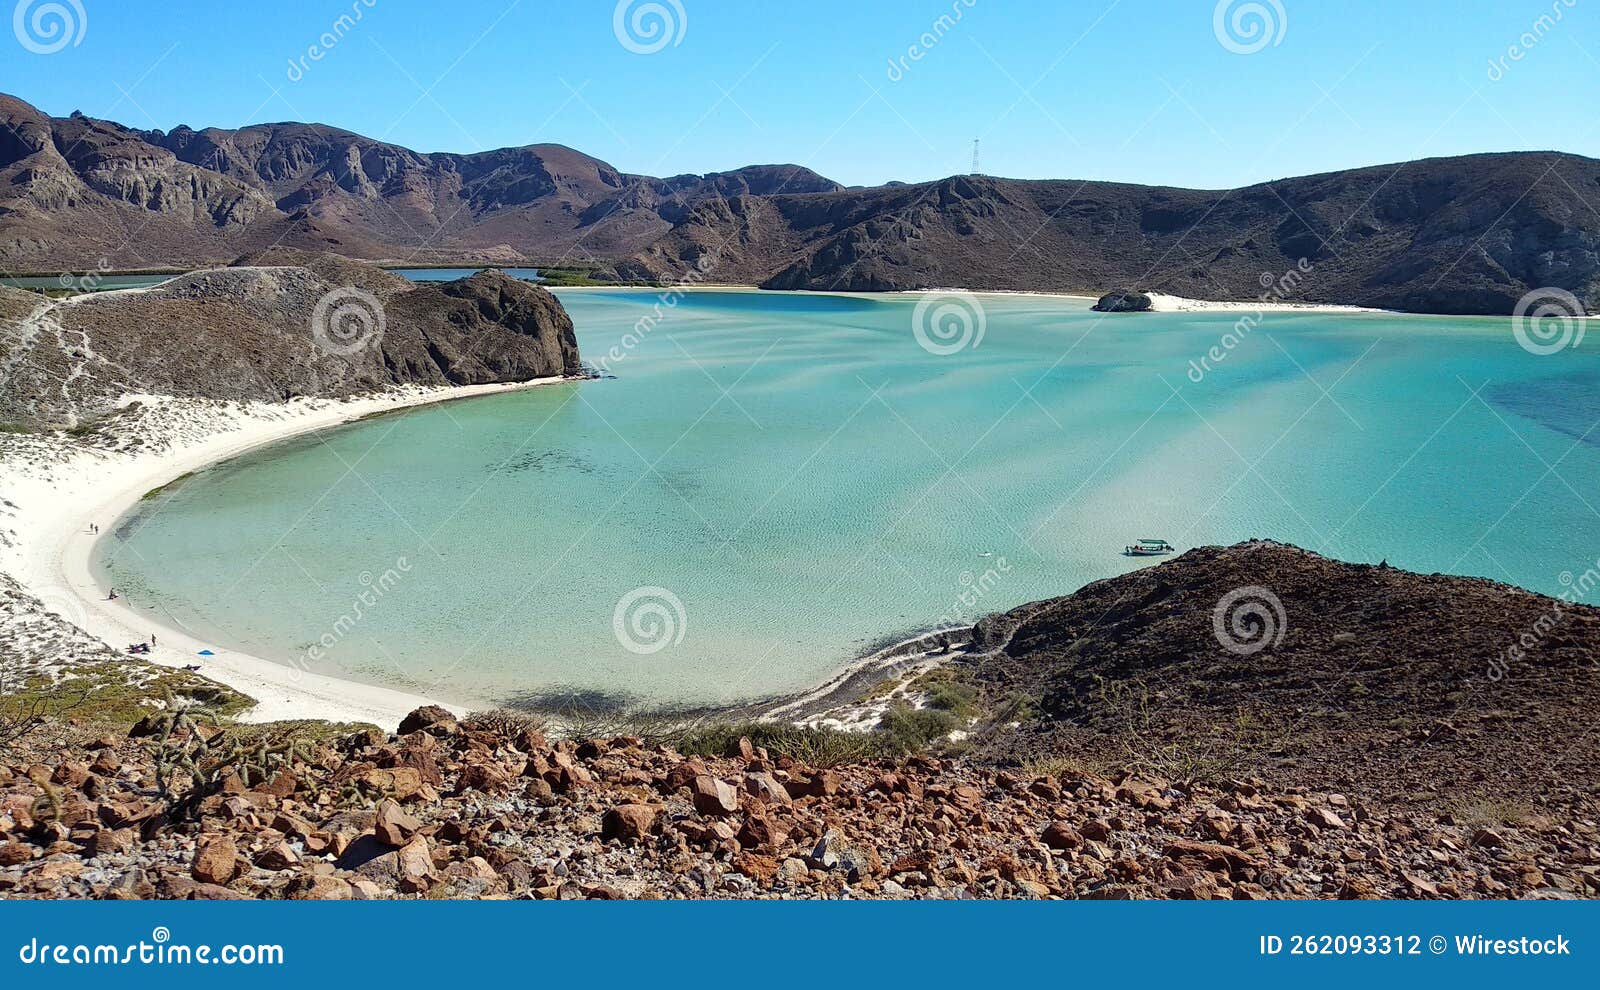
142,690 -> 317,821
24,766 -> 61,824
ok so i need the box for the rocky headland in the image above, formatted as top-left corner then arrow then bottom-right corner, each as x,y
0,250 -> 581,429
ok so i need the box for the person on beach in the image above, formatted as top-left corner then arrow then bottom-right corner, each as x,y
108,588 -> 117,600
149,634 -> 156,647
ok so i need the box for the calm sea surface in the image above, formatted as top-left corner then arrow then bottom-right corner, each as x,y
96,289 -> 1600,709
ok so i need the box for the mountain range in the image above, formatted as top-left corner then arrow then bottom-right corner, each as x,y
3,92 -> 1598,314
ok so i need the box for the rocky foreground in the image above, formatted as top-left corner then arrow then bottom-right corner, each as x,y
1,541 -> 1597,900
2,703 -> 1593,901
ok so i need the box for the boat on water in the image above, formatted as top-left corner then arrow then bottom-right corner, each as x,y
1124,538 -> 1175,557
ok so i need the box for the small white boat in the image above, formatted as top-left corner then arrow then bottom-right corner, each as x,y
1124,538 -> 1175,557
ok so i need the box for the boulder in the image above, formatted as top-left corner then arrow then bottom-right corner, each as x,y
691,775 -> 740,817
1042,822 -> 1083,850
373,799 -> 421,847
601,804 -> 658,843
397,706 -> 458,736
191,837 -> 238,885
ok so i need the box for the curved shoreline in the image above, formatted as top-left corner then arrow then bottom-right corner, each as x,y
2,379 -> 571,730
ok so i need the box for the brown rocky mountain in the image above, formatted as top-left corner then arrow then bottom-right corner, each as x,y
4,91 -> 1598,313
0,250 -> 581,428
614,159 -> 1600,314
0,93 -> 840,271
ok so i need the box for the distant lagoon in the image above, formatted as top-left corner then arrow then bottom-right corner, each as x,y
96,289 -> 1600,712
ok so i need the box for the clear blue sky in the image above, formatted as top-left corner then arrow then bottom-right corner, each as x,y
2,0 -> 1595,188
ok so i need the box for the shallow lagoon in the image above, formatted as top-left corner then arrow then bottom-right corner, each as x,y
98,289 -> 1600,709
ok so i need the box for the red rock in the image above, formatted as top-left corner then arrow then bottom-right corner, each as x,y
374,799 -> 421,847
286,875 -> 353,900
1042,823 -> 1083,850
256,841 -> 299,870
664,760 -> 707,792
691,775 -> 739,816
1306,807 -> 1347,830
601,804 -> 658,843
0,842 -> 32,866
457,763 -> 509,794
191,837 -> 238,885
737,812 -> 790,852
743,772 -> 792,806
398,705 -> 458,735
1162,839 -> 1259,875
396,836 -> 434,892
734,852 -> 780,883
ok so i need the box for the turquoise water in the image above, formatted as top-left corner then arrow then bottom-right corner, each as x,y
97,289 -> 1600,710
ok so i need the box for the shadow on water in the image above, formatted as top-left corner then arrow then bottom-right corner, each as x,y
1490,375 -> 1600,448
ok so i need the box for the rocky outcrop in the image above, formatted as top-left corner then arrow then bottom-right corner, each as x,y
1091,289 -> 1152,312
962,540 -> 1600,810
0,251 -> 581,427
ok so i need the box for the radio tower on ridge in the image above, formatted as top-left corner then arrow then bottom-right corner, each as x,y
971,138 -> 981,175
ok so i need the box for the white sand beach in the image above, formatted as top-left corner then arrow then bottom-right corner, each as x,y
0,378 -> 570,729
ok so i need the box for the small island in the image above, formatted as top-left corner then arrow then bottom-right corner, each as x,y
1091,289 -> 1153,313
